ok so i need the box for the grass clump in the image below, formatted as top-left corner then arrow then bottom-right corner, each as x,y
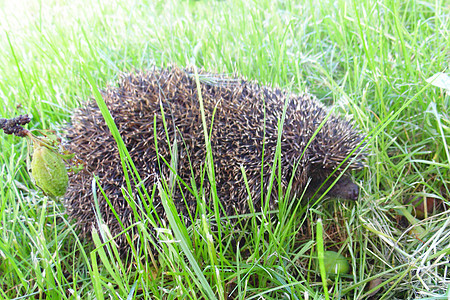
0,0 -> 449,298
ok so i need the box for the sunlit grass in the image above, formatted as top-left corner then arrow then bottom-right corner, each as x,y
0,0 -> 449,298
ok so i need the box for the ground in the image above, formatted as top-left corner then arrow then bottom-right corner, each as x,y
0,0 -> 449,298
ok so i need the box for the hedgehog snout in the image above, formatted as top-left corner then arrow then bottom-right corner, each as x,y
328,176 -> 360,200
346,183 -> 359,201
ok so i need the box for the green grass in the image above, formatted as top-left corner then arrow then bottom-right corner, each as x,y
1,0 -> 449,298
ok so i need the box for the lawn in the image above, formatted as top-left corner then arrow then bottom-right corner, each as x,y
0,0 -> 449,298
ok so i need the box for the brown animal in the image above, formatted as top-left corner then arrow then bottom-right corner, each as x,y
65,66 -> 366,252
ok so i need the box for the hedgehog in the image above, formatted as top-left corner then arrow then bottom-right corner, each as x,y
65,66 -> 366,253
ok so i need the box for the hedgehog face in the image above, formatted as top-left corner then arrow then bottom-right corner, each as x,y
301,173 -> 360,201
321,176 -> 359,200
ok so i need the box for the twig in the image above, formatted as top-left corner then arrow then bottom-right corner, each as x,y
0,115 -> 31,137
